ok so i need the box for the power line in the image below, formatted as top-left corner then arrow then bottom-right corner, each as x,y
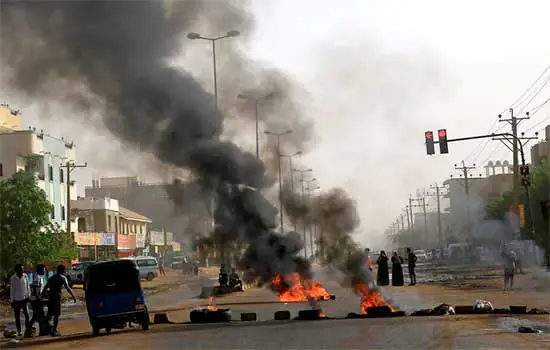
525,116 -> 550,134
515,76 -> 550,115
507,64 -> 550,112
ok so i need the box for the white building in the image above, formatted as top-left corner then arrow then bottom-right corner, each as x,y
0,104 -> 79,232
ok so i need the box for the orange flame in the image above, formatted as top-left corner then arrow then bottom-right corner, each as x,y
354,279 -> 397,314
272,272 -> 332,303
205,296 -> 219,311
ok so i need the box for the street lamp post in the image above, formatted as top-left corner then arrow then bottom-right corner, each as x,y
301,177 -> 317,259
304,181 -> 320,261
293,168 -> 313,258
187,30 -> 240,109
187,30 -> 239,265
309,185 -> 321,260
265,130 -> 292,234
280,151 -> 302,231
280,151 -> 302,192
238,92 -> 274,159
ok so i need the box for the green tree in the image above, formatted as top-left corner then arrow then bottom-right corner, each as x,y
0,171 -> 76,279
483,160 -> 550,251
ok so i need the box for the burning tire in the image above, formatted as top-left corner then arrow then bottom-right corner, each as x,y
296,309 -> 326,321
190,308 -> 231,323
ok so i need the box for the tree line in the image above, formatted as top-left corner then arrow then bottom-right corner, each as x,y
0,171 -> 76,283
485,160 -> 550,256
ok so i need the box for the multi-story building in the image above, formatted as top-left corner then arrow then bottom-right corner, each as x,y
85,176 -> 209,246
0,105 -> 79,231
72,196 -> 152,259
444,162 -> 514,241
531,124 -> 550,167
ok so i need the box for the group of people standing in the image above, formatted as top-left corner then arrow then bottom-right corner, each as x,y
9,263 -> 76,338
374,248 -> 418,287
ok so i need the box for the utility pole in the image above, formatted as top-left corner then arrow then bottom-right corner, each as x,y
405,207 -> 411,230
498,108 -> 530,239
400,213 -> 406,231
62,161 -> 87,237
410,196 -> 429,245
454,161 -> 476,195
428,183 -> 446,247
454,161 -> 476,240
408,196 -> 414,232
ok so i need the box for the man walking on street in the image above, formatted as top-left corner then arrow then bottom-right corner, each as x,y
10,264 -> 31,337
42,265 -> 77,337
407,248 -> 417,286
502,251 -> 516,291
27,264 -> 47,337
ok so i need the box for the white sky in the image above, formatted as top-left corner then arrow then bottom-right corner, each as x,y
9,0 -> 550,246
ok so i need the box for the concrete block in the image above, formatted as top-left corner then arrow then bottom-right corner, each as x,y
454,305 -> 475,314
274,310 -> 291,320
240,312 -> 257,322
509,305 -> 527,314
153,313 -> 173,324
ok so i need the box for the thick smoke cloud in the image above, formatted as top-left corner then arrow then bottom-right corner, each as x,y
1,0 -> 371,292
0,0 -> 315,284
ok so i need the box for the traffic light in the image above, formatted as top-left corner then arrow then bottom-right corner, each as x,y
425,131 -> 435,155
520,165 -> 530,176
521,178 -> 530,187
438,129 -> 449,154
541,200 -> 550,221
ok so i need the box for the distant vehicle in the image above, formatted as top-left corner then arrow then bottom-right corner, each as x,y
172,255 -> 198,275
123,256 -> 159,281
413,250 -> 428,263
85,259 -> 149,336
67,261 -> 97,287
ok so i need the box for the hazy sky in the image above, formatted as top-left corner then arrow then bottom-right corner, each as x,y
6,0 -> 550,244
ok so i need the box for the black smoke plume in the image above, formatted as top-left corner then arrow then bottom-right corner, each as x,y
1,1 -> 370,296
0,0 -> 312,285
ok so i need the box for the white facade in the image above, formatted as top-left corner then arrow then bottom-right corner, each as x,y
0,106 -> 79,231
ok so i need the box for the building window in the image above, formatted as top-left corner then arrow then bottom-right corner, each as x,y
114,217 -> 118,233
60,169 -> 64,183
51,205 -> 55,219
78,218 -> 86,232
61,205 -> 65,221
140,225 -> 143,234
48,165 -> 54,181
0,163 -> 3,177
108,216 -> 112,231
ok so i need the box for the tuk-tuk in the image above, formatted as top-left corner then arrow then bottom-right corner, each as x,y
84,259 -> 149,336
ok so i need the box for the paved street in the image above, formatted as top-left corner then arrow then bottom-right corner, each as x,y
5,271 -> 550,350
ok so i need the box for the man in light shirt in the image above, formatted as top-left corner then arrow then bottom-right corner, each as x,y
10,264 -> 31,337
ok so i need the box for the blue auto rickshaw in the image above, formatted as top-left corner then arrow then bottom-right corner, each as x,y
84,259 -> 149,336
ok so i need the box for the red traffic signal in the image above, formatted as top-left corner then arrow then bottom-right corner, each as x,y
437,129 -> 448,154
522,178 -> 530,187
520,165 -> 529,176
425,131 -> 435,155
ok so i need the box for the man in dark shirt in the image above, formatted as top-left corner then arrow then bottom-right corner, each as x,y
407,248 -> 417,286
41,265 -> 77,337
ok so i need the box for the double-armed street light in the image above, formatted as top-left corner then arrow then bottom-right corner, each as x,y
280,151 -> 302,191
238,92 -> 274,159
187,30 -> 240,109
265,130 -> 293,234
294,169 -> 313,258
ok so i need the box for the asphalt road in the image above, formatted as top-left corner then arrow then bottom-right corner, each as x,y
11,279 -> 550,350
